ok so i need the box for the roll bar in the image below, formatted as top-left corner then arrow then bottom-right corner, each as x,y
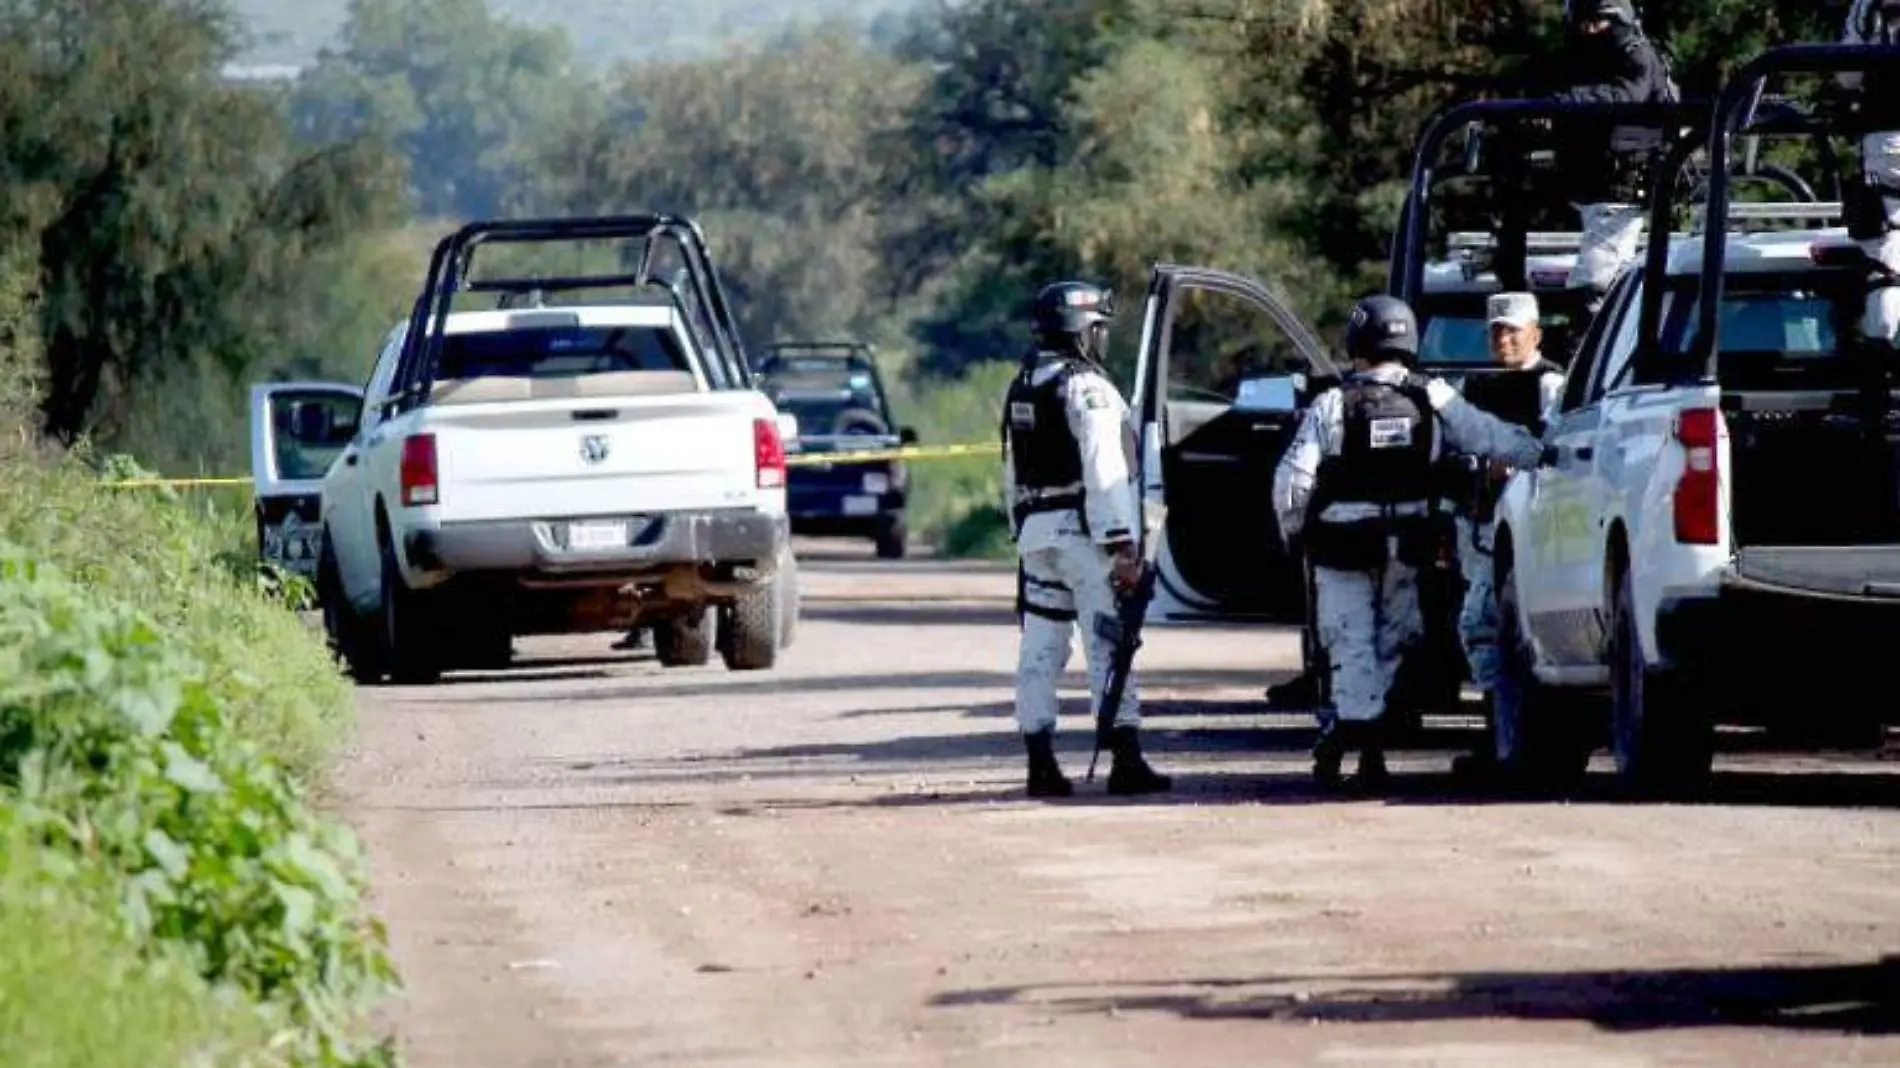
384,214 -> 754,414
1389,98 -> 1709,306
1680,44 -> 1900,377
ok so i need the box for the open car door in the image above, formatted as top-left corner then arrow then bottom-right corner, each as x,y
248,382 -> 363,585
1132,265 -> 1340,622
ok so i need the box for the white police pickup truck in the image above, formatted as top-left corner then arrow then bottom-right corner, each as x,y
252,216 -> 799,683
1490,206 -> 1900,792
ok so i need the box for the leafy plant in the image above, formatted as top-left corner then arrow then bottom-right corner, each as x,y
0,552 -> 400,1067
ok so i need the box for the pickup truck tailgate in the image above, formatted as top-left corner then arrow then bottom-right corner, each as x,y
1730,546 -> 1900,600
429,395 -> 764,523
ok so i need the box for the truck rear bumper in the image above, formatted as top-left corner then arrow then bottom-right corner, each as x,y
405,509 -> 787,579
1654,575 -> 1900,711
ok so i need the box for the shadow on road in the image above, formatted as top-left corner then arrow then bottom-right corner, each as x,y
928,956 -> 1900,1036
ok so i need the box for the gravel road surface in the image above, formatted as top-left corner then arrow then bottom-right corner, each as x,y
340,543 -> 1900,1067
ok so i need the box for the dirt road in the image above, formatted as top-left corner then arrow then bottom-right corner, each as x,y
341,545 -> 1900,1067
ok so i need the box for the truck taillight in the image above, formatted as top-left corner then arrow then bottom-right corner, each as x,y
754,418 -> 786,489
1672,407 -> 1718,545
400,433 -> 439,507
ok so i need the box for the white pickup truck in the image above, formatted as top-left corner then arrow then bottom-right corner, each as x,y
251,216 -> 799,683
1491,208 -> 1900,793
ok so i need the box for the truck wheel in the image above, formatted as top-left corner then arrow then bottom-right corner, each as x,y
776,551 -> 800,650
720,579 -> 781,672
1492,556 -> 1593,794
874,516 -> 908,560
654,608 -> 714,667
320,538 -> 384,684
1610,564 -> 1712,796
379,539 -> 442,686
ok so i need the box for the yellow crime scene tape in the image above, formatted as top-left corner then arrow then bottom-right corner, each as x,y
101,442 -> 1003,490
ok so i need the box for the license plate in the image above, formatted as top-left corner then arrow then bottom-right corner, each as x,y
568,520 -> 628,551
842,495 -> 878,516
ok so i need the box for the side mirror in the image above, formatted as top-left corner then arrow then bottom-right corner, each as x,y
899,426 -> 919,446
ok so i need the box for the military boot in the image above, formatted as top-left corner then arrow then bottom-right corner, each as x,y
1351,719 -> 1392,792
1024,729 -> 1073,799
1106,726 -> 1172,796
1311,720 -> 1346,788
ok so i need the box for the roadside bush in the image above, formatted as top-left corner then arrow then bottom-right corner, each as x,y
0,552 -> 400,1067
0,450 -> 349,780
889,361 -> 1015,559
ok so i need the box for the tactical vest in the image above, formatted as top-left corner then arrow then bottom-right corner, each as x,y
1458,359 -> 1562,438
1304,377 -> 1442,571
1446,360 -> 1562,523
1001,355 -> 1086,532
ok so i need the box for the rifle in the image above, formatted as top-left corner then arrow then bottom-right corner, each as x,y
1085,501 -> 1167,783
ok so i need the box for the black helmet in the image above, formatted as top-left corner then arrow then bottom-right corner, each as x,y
1344,295 -> 1419,365
1564,0 -> 1636,28
1031,281 -> 1115,337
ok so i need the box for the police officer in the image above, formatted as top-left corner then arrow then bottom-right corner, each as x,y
1273,295 -> 1548,789
1548,0 -> 1676,318
1447,294 -> 1566,768
1839,0 -> 1900,348
1002,281 -> 1172,798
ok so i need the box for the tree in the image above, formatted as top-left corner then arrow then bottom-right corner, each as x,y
289,0 -> 580,220
0,0 -> 404,442
527,22 -> 926,346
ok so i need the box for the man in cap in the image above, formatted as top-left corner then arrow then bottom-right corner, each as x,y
1547,0 -> 1677,320
1838,0 -> 1900,349
1445,293 -> 1568,772
1002,280 -> 1172,798
1274,295 -> 1550,789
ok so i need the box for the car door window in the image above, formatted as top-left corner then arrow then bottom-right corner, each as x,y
1556,274 -> 1635,413
1587,280 -> 1645,403
359,326 -> 404,433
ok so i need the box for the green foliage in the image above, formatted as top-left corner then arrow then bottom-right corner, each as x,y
525,21 -> 926,345
290,0 -> 581,219
0,820 -> 266,1068
0,554 -> 399,1066
0,0 -> 405,443
0,447 -> 353,781
886,361 -> 1014,556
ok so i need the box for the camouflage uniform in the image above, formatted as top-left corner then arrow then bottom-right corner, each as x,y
1005,357 -> 1142,735
1275,368 -> 1546,727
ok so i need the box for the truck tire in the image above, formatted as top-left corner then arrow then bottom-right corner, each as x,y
319,538 -> 383,684
1492,555 -> 1593,794
720,579 -> 781,672
832,408 -> 890,437
776,552 -> 800,650
1609,564 -> 1712,797
874,516 -> 908,560
379,539 -> 443,686
654,608 -> 714,667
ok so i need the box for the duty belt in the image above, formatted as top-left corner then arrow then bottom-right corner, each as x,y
1011,483 -> 1086,533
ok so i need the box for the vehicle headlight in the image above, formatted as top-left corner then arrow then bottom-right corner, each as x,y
862,472 -> 890,494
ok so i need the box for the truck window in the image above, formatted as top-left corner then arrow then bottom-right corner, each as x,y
1419,314 -> 1491,366
437,325 -> 691,381
1660,271 -> 1861,388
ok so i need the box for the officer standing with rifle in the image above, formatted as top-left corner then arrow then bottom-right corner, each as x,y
1273,295 -> 1549,789
1001,280 -> 1172,799
1442,293 -> 1567,773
